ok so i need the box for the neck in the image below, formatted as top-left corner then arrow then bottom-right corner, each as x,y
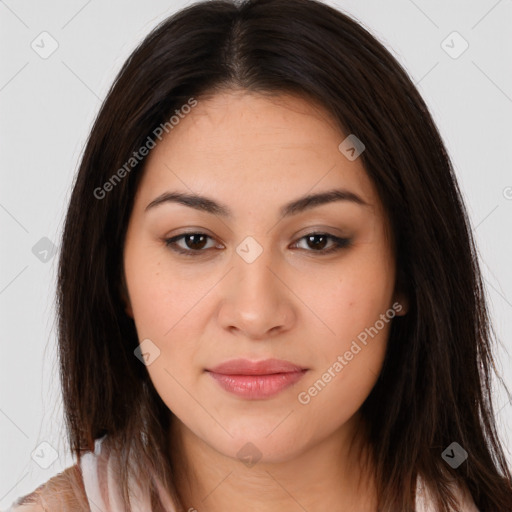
167,412 -> 378,512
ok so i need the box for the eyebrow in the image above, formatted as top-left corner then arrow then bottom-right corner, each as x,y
145,188 -> 369,218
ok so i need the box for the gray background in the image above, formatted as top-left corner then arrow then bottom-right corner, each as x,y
1,0 -> 511,507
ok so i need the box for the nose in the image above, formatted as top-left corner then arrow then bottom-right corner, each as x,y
216,246 -> 296,341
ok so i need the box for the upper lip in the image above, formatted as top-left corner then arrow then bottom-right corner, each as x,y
207,358 -> 307,375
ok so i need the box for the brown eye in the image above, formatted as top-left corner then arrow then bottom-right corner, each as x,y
164,232 -> 351,257
164,233 -> 219,255
293,233 -> 352,254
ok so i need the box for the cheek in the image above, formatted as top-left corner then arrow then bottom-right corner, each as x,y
126,258 -> 205,420
129,276 -> 169,335
296,252 -> 395,409
125,245 -> 190,337
124,246 -> 205,377
311,255 -> 395,344
297,314 -> 391,433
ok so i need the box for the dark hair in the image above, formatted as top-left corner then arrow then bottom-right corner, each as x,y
57,0 -> 512,510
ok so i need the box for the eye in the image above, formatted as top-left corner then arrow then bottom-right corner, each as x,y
291,232 -> 352,254
164,232 -> 221,255
164,231 -> 351,257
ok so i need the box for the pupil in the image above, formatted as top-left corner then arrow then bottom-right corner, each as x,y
183,234 -> 330,251
308,234 -> 327,250
187,234 -> 207,250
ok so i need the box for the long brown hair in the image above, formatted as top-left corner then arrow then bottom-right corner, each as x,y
57,0 -> 512,510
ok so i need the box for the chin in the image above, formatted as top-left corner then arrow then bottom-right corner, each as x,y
205,423 -> 314,466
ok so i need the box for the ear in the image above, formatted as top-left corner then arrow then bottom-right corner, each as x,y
392,268 -> 409,316
119,272 -> 134,319
392,289 -> 409,316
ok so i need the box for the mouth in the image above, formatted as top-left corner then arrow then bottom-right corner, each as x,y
205,358 -> 308,400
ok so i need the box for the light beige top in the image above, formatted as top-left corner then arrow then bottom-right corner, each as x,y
6,436 -> 480,511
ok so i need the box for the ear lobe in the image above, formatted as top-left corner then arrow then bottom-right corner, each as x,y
119,274 -> 134,319
392,266 -> 409,316
392,290 -> 409,316
124,300 -> 134,319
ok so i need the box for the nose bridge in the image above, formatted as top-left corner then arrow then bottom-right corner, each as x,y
234,238 -> 281,305
217,237 -> 294,338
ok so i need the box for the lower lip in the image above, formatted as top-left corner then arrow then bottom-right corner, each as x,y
207,370 -> 307,399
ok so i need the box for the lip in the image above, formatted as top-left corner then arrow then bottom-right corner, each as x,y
205,358 -> 308,399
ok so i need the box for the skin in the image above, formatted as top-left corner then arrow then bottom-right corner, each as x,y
122,90 -> 408,512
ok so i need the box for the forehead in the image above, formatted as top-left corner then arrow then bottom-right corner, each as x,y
137,90 -> 380,216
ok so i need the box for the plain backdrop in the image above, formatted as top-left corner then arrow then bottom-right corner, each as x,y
1,0 -> 511,508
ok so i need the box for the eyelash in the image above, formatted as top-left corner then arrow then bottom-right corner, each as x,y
164,232 -> 352,257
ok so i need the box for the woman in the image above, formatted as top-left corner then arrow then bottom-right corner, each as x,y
8,0 -> 512,510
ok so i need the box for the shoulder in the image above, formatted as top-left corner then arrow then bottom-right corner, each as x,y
444,479 -> 480,511
416,475 -> 480,512
8,464 -> 90,512
455,483 -> 480,512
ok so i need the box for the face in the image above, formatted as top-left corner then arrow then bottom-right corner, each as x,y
123,90 -> 407,464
